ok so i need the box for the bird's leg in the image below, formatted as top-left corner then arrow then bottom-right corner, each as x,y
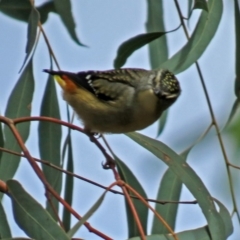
85,128 -> 116,169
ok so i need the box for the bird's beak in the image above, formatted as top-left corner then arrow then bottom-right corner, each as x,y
54,75 -> 66,89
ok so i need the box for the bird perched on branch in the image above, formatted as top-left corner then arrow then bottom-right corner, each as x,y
43,68 -> 180,133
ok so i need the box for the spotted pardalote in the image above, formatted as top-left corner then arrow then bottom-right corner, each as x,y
43,68 -> 180,133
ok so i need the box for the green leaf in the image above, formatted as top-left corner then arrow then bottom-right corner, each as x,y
188,0 -> 194,18
53,0 -> 84,46
132,199 -> 233,240
160,0 -> 223,74
0,0 -> 56,24
224,98 -> 239,127
67,191 -> 107,238
114,32 -> 168,69
0,202 -> 12,238
188,0 -> 208,20
1,238 -> 32,240
0,121 -> 4,160
0,59 -> 34,195
39,75 -> 62,219
38,1 -> 57,24
225,111 -> 240,150
115,156 -> 148,238
146,0 -> 168,69
156,110 -> 168,137
0,0 -> 31,22
62,137 -> 74,232
151,168 -> 182,234
19,6 -> 39,72
7,180 -> 69,240
234,0 -> 240,103
193,0 -> 208,12
212,198 -> 233,237
126,132 -> 226,240
146,0 -> 169,136
129,226 -> 214,240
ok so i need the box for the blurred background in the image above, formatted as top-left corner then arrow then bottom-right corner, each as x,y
0,0 -> 239,239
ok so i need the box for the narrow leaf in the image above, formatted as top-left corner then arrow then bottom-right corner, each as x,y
225,0 -> 240,127
39,75 -> 62,219
225,99 -> 239,127
212,198 -> 233,237
146,0 -> 169,136
193,0 -> 208,12
0,0 -> 31,22
234,0 -> 240,100
114,24 -> 180,69
152,168 -> 182,234
62,137 -> 74,232
129,226 -> 213,240
53,0 -> 83,45
160,0 -> 223,74
19,7 -> 39,72
0,202 -> 12,238
37,2 -> 57,24
0,122 -> 4,160
156,110 -> 168,137
67,191 -> 107,238
0,0 -> 56,24
146,0 -> 168,68
0,59 -> 34,190
115,156 -> 148,238
7,180 -> 69,240
132,200 -> 233,240
126,132 -> 226,240
188,0 -> 194,18
114,32 -> 167,69
1,238 -> 32,240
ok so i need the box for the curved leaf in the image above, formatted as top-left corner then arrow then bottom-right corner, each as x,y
146,0 -> 169,136
235,0 -> 240,99
160,0 -> 223,74
126,132 -> 226,240
0,122 -> 4,160
146,0 -> 168,68
0,59 -> 34,191
225,98 -> 239,127
62,136 -> 74,232
0,0 -> 55,24
131,200 -> 232,240
129,226 -> 214,240
151,168 -> 182,234
114,24 -> 180,69
7,180 -> 69,240
227,0 -> 240,126
193,0 -> 208,12
38,2 -> 57,24
115,156 -> 148,238
0,202 -> 11,238
67,190 -> 107,238
53,0 -> 84,46
20,6 -> 39,72
114,32 -> 169,69
39,75 -> 62,219
156,110 -> 168,137
212,198 -> 233,237
0,0 -> 31,22
1,237 -> 33,240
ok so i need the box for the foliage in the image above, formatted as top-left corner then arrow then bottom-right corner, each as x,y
0,0 -> 239,239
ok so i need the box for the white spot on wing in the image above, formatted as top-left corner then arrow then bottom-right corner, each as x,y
86,74 -> 91,79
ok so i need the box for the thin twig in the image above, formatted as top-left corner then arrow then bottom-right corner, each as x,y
0,116 -> 112,240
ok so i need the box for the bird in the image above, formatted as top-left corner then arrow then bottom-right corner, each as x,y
43,68 -> 180,133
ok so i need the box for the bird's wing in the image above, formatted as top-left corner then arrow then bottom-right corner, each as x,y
76,68 -> 148,101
